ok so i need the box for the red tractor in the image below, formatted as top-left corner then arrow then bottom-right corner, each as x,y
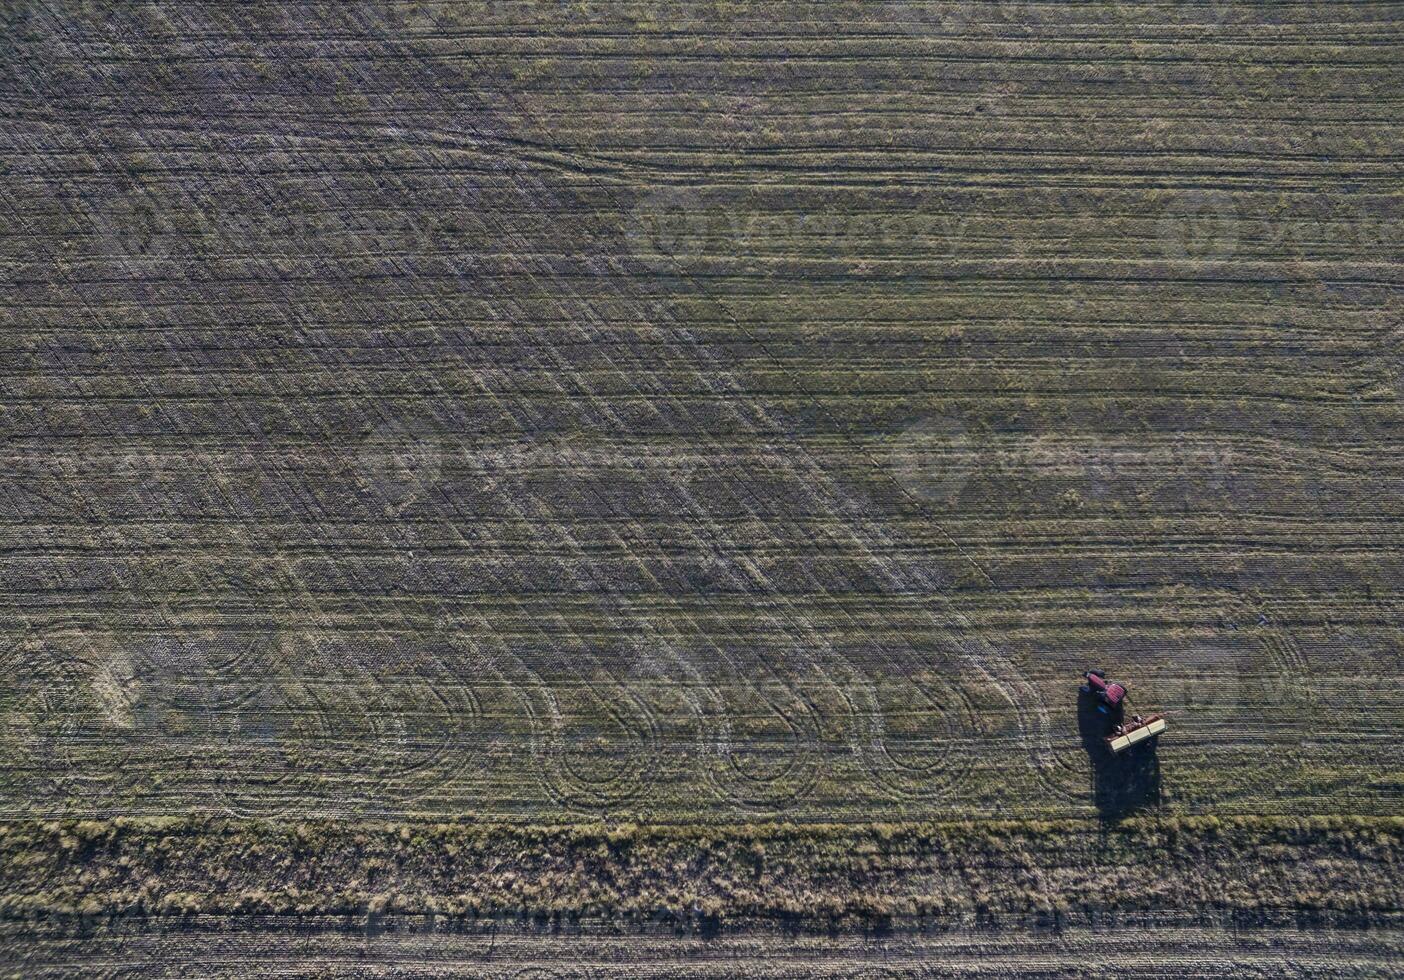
1080,669 -> 1168,753
1081,669 -> 1127,715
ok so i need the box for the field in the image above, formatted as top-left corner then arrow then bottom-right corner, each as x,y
1,1 -> 1401,976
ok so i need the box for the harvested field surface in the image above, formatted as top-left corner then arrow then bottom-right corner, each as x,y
1,0 -> 1401,975
5,916 -> 1403,979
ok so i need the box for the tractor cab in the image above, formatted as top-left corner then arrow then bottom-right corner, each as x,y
1081,669 -> 1127,715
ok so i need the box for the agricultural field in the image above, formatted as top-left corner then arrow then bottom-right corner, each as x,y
0,0 -> 1401,976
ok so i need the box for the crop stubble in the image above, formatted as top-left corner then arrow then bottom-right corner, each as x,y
0,0 -> 1401,973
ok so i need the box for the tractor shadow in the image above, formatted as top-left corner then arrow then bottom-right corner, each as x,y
1078,690 -> 1161,823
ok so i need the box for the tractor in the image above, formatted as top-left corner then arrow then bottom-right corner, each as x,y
1080,669 -> 1126,715
1080,669 -> 1167,753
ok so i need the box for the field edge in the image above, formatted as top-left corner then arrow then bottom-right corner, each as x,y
2,815 -> 1398,936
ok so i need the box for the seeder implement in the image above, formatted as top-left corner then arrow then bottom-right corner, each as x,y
1106,714 -> 1167,753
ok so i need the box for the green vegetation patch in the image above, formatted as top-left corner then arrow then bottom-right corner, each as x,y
2,816 -> 1398,933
